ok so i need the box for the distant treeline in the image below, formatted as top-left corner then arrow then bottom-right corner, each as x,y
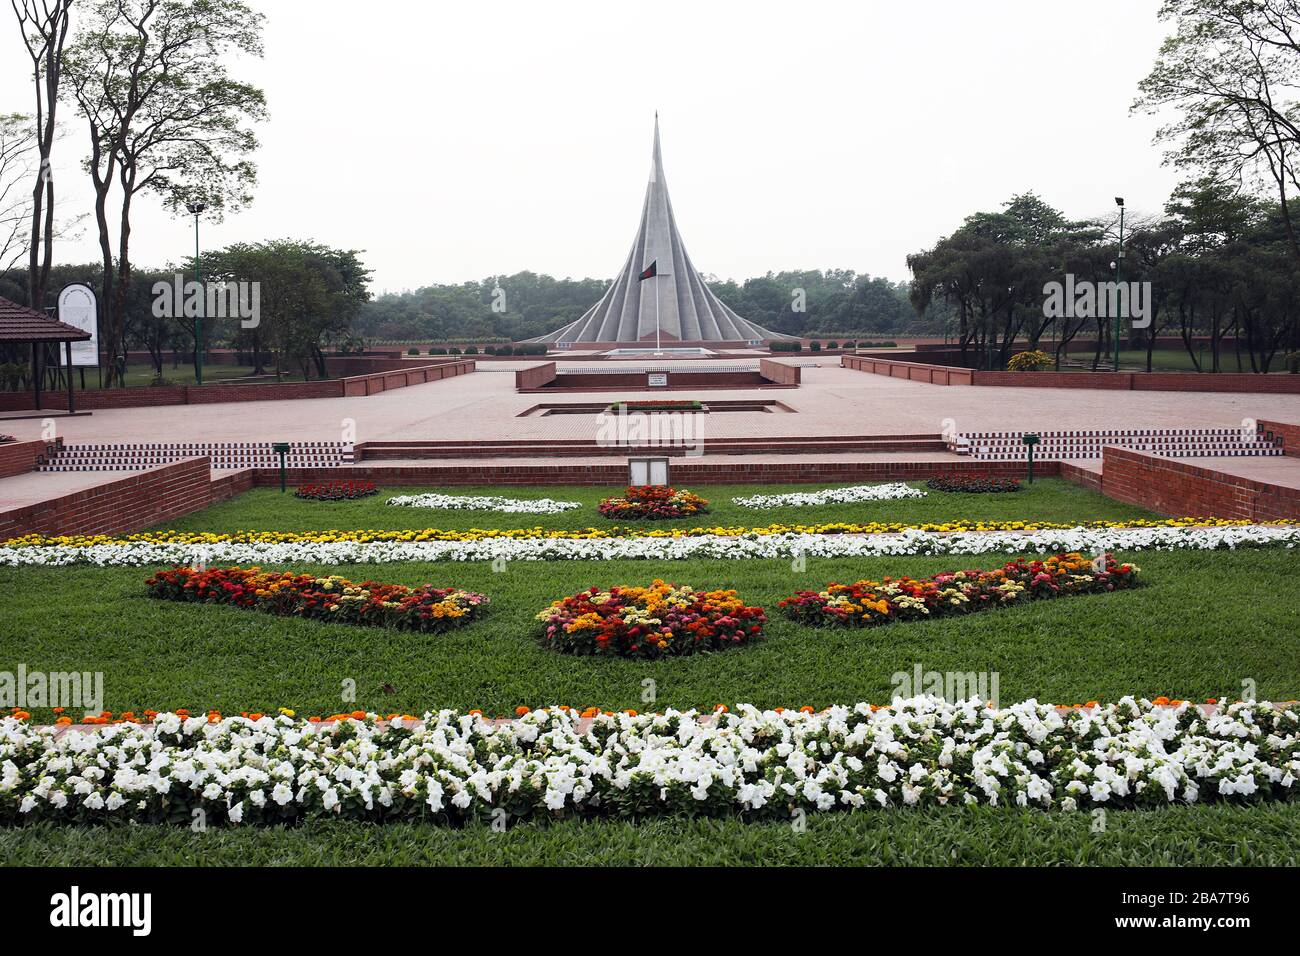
356,270 -> 942,342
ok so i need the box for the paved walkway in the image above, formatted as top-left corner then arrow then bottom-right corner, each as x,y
0,470 -> 136,510
1179,456 -> 1300,491
2,362 -> 1297,446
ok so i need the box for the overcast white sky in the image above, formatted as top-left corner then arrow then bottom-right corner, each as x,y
1,0 -> 1179,294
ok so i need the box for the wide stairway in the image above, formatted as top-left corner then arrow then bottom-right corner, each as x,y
37,441 -> 351,472
354,434 -> 948,460
953,428 -> 1283,461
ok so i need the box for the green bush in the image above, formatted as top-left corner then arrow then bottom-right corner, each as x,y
407,347 -> 420,356
465,346 -> 479,355
810,341 -> 822,352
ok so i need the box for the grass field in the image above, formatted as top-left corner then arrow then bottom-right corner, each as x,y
2,805 -> 1296,866
158,478 -> 1157,534
4,478 -> 1297,866
77,362 -> 311,389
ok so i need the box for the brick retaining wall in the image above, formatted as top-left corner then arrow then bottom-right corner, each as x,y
1258,419 -> 1300,456
514,363 -> 558,390
0,439 -> 59,479
251,459 -> 1050,488
4,361 -> 475,412
840,354 -> 974,385
841,353 -> 1300,393
1099,447 -> 1300,520
0,457 -> 216,538
758,359 -> 800,385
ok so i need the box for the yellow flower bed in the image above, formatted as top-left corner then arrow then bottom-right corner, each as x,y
1,516 -> 1289,550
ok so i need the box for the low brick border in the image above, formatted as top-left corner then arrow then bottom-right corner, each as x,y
1100,447 -> 1300,521
0,438 -> 60,478
0,360 -> 475,412
840,353 -> 1300,394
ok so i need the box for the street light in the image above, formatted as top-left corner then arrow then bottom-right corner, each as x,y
1113,197 -> 1125,373
186,202 -> 207,385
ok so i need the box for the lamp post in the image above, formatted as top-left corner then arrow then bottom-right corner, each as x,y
273,442 -> 291,493
1022,433 -> 1040,484
1113,197 -> 1125,373
186,202 -> 207,385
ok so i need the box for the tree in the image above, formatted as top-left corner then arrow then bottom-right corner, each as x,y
10,0 -> 73,311
63,0 -> 267,385
1135,0 -> 1300,267
204,240 -> 371,380
0,114 -> 36,274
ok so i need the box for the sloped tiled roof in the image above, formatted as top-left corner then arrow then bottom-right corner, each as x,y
0,295 -> 92,342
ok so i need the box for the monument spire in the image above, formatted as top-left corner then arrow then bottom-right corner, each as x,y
527,116 -> 792,346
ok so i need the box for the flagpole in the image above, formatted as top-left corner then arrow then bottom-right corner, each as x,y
654,275 -> 661,355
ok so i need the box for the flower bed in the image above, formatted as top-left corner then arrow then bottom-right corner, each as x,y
780,553 -> 1138,628
3,697 -> 1296,825
0,434 -> 15,444
387,492 -> 580,514
145,566 -> 489,632
926,475 -> 1021,494
294,479 -> 377,501
598,485 -> 710,520
536,580 -> 766,657
734,482 -> 925,509
4,519 -> 1297,566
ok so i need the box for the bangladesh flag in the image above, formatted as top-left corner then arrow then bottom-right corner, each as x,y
638,260 -> 657,281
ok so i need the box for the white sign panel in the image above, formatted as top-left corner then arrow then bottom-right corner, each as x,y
647,372 -> 668,387
57,284 -> 98,366
628,457 -> 670,486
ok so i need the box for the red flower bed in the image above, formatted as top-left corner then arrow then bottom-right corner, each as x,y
597,485 -> 710,520
294,479 -> 377,501
780,553 -> 1138,628
925,474 -> 1021,493
536,580 -> 766,658
146,566 -> 489,632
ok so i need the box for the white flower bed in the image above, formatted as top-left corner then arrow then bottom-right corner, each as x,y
734,482 -> 926,509
3,697 -> 1295,825
387,493 -> 581,514
3,524 -> 1298,567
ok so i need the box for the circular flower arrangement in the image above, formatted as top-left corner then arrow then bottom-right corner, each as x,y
146,566 -> 488,632
780,553 -> 1138,628
597,485 -> 710,520
925,474 -> 1021,494
294,479 -> 377,501
536,580 -> 766,657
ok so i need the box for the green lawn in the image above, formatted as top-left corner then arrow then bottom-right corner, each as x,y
1,550 -> 1296,720
80,362 -> 310,389
2,805 -> 1296,866
157,478 -> 1159,535
4,479 -> 1296,866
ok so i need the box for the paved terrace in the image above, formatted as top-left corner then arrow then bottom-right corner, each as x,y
3,361 -> 1299,447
